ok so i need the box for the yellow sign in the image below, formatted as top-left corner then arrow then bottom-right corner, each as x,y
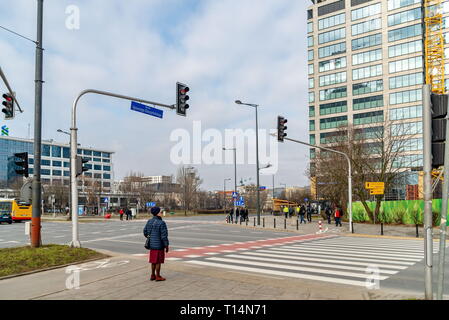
365,182 -> 385,189
370,188 -> 384,195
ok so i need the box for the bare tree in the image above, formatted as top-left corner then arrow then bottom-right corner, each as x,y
310,120 -> 419,222
176,167 -> 203,213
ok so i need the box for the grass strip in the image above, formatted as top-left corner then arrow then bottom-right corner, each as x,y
0,244 -> 107,278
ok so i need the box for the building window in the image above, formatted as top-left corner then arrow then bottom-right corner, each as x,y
309,78 -> 314,89
94,173 -> 102,179
353,111 -> 384,125
52,170 -> 62,176
319,101 -> 348,115
388,0 -> 421,11
103,182 -> 111,188
390,105 -> 422,120
103,174 -> 111,180
388,7 -> 421,27
28,158 -> 34,164
93,157 -> 101,162
318,42 -> 346,59
41,169 -> 51,176
390,88 -> 422,105
388,24 -> 421,42
308,64 -> 314,75
103,159 -> 110,163
83,150 -> 92,156
318,57 -> 347,72
94,165 -> 102,170
310,148 -> 316,159
352,33 -> 382,51
63,147 -> 70,159
64,162 -> 69,168
93,151 -> 101,157
310,120 -> 315,131
389,72 -> 423,89
102,152 -> 110,158
64,171 -> 70,177
309,92 -> 315,103
319,71 -> 347,87
42,145 -> 51,157
352,49 -> 382,66
52,146 -> 61,158
351,18 -> 381,36
308,21 -> 313,33
77,149 -> 82,155
103,166 -> 111,171
42,159 -> 51,166
320,86 -> 347,101
320,116 -> 348,130
320,131 -> 347,144
391,121 -> 422,136
308,50 -> 314,61
355,126 -> 384,140
52,160 -> 62,167
353,95 -> 383,111
353,79 -> 383,95
352,64 -> 382,81
308,35 -> 314,47
318,27 -> 345,45
310,134 -> 316,145
388,39 -> 422,58
351,3 -> 381,21
392,154 -> 423,168
318,12 -> 345,30
309,106 -> 315,117
389,56 -> 422,73
393,138 -> 423,152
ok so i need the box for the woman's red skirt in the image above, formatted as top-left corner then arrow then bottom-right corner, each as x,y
149,249 -> 165,264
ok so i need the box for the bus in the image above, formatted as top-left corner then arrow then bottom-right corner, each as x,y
0,199 -> 32,222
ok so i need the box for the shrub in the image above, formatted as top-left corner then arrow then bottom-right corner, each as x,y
433,211 -> 441,227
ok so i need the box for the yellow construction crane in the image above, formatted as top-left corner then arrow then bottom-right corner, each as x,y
424,0 -> 446,94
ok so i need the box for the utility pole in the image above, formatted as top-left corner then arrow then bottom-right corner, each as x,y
31,0 -> 44,248
422,84 -> 434,300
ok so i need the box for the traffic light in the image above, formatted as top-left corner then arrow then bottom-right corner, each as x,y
14,152 -> 29,177
76,156 -> 90,177
277,116 -> 288,142
2,93 -> 14,120
176,82 -> 189,116
431,93 -> 448,168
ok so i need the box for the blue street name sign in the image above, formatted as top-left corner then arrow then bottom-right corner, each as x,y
146,202 -> 156,207
259,186 -> 266,190
131,101 -> 163,119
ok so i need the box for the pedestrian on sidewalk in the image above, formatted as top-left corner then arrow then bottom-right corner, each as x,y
325,206 -> 332,224
299,204 -> 306,224
235,207 -> 240,224
119,208 -> 124,221
306,204 -> 312,222
126,208 -> 132,221
288,206 -> 293,218
283,206 -> 289,219
143,206 -> 169,281
335,206 -> 342,227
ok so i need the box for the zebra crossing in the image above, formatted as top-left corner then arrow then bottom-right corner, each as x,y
185,236 -> 440,287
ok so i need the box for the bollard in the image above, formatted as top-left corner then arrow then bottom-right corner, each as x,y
296,219 -> 299,230
284,218 -> 287,229
246,219 -> 248,226
381,223 -> 384,236
351,221 -> 354,234
416,224 -> 419,238
319,220 -> 322,233
263,218 -> 265,228
274,218 -> 276,229
254,217 -> 256,227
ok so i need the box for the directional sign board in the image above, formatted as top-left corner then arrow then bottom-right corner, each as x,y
146,202 -> 156,207
131,101 -> 163,119
365,182 -> 385,189
370,189 -> 384,195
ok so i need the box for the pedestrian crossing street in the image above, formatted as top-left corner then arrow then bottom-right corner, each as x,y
185,236 -> 441,287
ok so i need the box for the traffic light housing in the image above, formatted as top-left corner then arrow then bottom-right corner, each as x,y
431,93 -> 448,168
277,116 -> 288,142
176,82 -> 189,116
2,93 -> 14,120
76,156 -> 90,177
14,152 -> 29,178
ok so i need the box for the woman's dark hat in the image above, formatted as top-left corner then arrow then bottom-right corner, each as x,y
151,207 -> 161,215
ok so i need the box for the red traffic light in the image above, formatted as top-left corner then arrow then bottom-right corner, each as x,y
180,87 -> 190,95
2,94 -> 12,102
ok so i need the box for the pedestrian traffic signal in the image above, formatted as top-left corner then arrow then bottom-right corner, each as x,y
14,152 -> 29,177
176,82 -> 189,116
430,93 -> 448,168
2,93 -> 14,120
76,156 -> 90,177
277,116 -> 288,142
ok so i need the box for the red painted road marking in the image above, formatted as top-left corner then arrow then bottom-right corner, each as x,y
163,234 -> 337,259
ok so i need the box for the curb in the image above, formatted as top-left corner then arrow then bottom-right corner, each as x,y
0,255 -> 109,281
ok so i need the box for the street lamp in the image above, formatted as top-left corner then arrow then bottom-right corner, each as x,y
184,166 -> 194,216
235,99 -> 261,225
57,129 -> 74,220
223,178 -> 231,213
223,146 -> 237,220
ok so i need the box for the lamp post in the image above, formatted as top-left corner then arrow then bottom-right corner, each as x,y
235,100 -> 261,225
223,147 -> 237,219
184,166 -> 194,216
56,129 -> 72,219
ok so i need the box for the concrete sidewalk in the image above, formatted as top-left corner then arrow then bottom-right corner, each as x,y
0,252 -> 423,300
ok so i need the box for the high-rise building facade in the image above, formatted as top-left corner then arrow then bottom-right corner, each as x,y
0,136 -> 114,191
306,0 -> 445,199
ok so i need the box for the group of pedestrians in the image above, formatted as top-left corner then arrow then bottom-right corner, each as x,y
325,204 -> 343,227
227,207 -> 249,223
118,207 -> 133,221
280,203 -> 344,227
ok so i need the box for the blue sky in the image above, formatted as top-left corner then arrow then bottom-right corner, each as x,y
0,0 -> 311,191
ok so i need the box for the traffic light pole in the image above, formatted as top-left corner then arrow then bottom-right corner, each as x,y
31,0 -> 44,248
69,89 -> 175,248
280,136 -> 353,233
422,84 -> 434,300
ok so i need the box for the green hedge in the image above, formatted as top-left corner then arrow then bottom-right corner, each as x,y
351,199 -> 447,226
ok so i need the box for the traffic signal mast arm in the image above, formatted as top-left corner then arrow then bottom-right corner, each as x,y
0,66 -> 23,113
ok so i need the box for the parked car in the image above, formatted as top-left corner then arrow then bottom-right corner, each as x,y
0,213 -> 12,224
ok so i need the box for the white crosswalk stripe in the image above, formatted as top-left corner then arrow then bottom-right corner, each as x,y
185,236 -> 432,287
